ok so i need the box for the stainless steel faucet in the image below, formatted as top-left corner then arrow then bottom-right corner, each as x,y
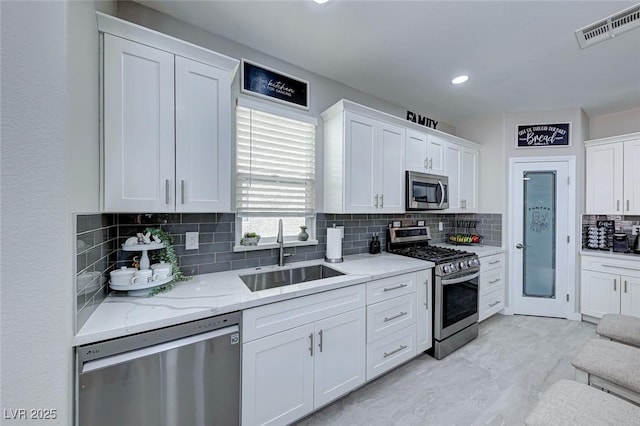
276,219 -> 292,266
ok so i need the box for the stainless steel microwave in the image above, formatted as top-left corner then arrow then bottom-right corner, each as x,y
406,171 -> 449,210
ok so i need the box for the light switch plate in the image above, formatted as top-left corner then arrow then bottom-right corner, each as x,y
185,232 -> 199,250
632,225 -> 640,236
438,222 -> 444,231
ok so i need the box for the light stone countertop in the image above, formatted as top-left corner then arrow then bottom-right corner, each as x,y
580,249 -> 640,261
73,253 -> 434,346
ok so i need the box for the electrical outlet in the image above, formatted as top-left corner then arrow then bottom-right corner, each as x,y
439,222 -> 444,231
185,232 -> 199,250
632,225 -> 640,236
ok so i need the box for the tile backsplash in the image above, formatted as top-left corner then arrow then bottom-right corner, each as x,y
75,211 -> 502,331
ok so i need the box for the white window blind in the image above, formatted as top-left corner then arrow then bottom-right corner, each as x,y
236,105 -> 316,217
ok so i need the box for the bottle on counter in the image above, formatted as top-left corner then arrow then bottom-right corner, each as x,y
369,233 -> 377,254
373,232 -> 381,254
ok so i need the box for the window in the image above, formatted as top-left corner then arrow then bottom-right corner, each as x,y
235,99 -> 317,247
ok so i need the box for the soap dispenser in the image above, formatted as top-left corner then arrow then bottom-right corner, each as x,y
369,233 -> 377,254
373,232 -> 381,254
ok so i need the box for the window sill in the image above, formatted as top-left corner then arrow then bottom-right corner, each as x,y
233,239 -> 319,252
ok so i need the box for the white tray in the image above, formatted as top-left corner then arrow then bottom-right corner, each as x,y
121,242 -> 165,251
109,275 -> 173,296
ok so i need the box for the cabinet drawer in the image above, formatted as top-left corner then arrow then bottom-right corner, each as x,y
481,269 -> 504,295
243,284 -> 366,342
479,287 -> 504,322
366,294 -> 416,342
582,255 -> 640,278
480,253 -> 505,273
366,324 -> 416,381
366,272 -> 416,304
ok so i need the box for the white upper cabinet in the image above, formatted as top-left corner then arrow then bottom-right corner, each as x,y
103,35 -> 176,212
405,131 -> 446,175
585,133 -> 640,215
324,102 -> 405,213
98,13 -> 238,213
445,143 -> 478,212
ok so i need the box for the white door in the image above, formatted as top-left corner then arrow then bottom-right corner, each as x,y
344,111 -> 376,213
103,34 -> 175,212
313,309 -> 366,407
241,324 -> 315,426
378,122 -> 405,212
623,138 -> 640,214
175,56 -> 231,212
509,158 -> 575,318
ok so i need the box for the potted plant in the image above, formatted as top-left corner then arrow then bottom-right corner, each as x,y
298,225 -> 309,241
241,232 -> 261,246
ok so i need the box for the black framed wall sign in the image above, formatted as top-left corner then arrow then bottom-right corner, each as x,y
517,123 -> 571,147
241,59 -> 309,110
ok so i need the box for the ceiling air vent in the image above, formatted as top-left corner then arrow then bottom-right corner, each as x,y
575,4 -> 640,49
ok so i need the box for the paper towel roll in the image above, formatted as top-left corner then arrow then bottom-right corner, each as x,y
325,228 -> 343,263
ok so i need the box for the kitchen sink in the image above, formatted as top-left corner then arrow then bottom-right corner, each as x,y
240,265 -> 345,292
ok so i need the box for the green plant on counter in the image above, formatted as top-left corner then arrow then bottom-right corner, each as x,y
145,227 -> 190,295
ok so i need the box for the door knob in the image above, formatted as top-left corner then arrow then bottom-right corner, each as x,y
516,243 -> 525,249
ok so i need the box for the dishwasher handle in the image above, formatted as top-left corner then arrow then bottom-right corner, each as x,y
81,325 -> 239,374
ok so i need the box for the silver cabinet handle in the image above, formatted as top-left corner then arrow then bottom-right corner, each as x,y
429,158 -> 433,169
614,279 -> 617,292
380,194 -> 384,208
375,194 -> 379,208
165,179 -> 170,205
383,283 -> 408,292
309,333 -> 314,356
627,200 -> 630,211
489,300 -> 501,307
617,200 -> 620,211
489,278 -> 501,284
318,329 -> 323,353
424,158 -> 428,170
625,280 -> 628,293
383,345 -> 408,358
424,278 -> 429,309
489,260 -> 501,265
180,180 -> 185,204
384,311 -> 408,323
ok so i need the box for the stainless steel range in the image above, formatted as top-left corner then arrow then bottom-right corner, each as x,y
387,226 -> 480,359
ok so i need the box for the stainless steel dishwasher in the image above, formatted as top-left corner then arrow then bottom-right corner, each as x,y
76,311 -> 241,426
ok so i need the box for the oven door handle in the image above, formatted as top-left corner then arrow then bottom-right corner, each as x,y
440,272 -> 480,285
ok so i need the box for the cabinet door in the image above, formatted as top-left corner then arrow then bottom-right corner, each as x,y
620,275 -> 640,318
459,147 -> 478,211
580,270 -> 620,319
378,122 -> 405,212
426,135 -> 446,175
344,112 -> 376,212
416,269 -> 432,353
585,142 -> 624,214
623,138 -> 640,214
103,34 -> 175,212
313,309 -> 366,407
405,130 -> 428,172
242,324 -> 315,426
445,143 -> 461,210
175,56 -> 231,212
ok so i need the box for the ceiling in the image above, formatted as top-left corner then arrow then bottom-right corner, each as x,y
136,0 -> 640,127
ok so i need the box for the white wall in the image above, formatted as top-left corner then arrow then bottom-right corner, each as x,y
589,107 -> 640,140
1,1 -> 111,423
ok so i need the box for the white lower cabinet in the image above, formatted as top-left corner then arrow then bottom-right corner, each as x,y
581,258 -> 640,319
242,268 -> 433,425
479,253 -> 506,321
242,286 -> 366,426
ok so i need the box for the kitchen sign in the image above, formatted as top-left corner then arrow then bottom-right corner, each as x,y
406,110 -> 438,129
517,123 -> 570,147
241,59 -> 309,109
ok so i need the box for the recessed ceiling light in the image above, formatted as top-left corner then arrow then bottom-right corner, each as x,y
451,75 -> 469,85
313,0 -> 332,4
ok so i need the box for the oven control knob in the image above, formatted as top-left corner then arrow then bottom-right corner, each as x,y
449,263 -> 457,272
443,265 -> 450,273
459,261 -> 468,269
471,258 -> 479,267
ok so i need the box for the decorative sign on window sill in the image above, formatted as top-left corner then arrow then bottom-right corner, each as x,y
517,123 -> 571,147
241,59 -> 309,109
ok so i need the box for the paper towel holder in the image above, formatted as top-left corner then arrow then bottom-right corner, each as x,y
325,224 -> 344,263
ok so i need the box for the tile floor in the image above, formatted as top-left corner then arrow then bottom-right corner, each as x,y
295,314 -> 597,426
